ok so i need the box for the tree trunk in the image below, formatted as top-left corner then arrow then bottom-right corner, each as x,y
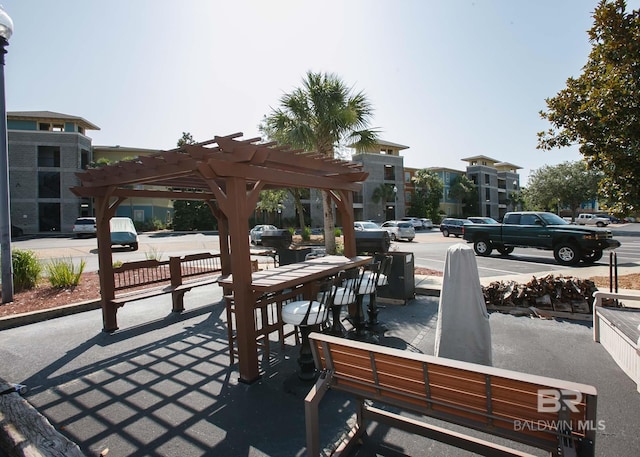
322,190 -> 336,254
291,189 -> 306,230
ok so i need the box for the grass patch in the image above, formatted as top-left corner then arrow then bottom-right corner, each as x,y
47,258 -> 86,288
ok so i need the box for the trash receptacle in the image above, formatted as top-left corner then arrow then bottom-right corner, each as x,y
376,251 -> 415,304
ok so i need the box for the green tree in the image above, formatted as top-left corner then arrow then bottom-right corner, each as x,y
447,174 -> 478,217
262,71 -> 379,254
411,170 -> 443,221
538,0 -> 640,215
524,161 -> 601,219
255,189 -> 288,225
172,132 -> 217,230
370,183 -> 396,219
177,132 -> 196,147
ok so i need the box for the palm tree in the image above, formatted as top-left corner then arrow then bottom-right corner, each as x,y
411,170 -> 444,221
262,71 -> 379,253
371,183 -> 396,220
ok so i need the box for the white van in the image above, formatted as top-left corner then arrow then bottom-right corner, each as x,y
110,217 -> 139,250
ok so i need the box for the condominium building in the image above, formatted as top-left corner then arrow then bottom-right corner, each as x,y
7,111 -> 98,233
6,110 -> 520,233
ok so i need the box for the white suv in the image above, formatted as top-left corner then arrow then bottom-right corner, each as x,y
72,217 -> 97,238
401,217 -> 423,230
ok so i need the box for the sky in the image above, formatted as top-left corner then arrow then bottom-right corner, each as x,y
3,0 -> 639,185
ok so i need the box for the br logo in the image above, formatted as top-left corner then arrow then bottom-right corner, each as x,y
537,389 -> 582,413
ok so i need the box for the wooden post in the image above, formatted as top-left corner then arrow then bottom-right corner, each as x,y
226,177 -> 260,383
95,195 -> 119,332
169,256 -> 184,312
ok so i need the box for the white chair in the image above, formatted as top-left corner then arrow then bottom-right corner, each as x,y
281,278 -> 336,380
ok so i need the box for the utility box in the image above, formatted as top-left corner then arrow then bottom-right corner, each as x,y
376,251 -> 415,305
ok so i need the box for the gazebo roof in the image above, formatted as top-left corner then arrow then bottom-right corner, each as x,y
73,133 -> 367,199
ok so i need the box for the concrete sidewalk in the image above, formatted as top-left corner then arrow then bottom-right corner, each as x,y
0,281 -> 639,456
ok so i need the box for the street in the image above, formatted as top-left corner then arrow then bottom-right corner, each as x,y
9,225 -> 640,280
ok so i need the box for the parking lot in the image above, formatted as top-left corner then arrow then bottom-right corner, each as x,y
8,224 -> 640,281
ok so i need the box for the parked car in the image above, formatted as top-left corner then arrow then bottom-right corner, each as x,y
72,217 -> 97,238
419,218 -> 433,229
595,213 -> 621,224
110,217 -> 139,251
249,224 -> 278,245
467,217 -> 499,224
354,221 -> 381,231
10,224 -> 24,239
380,220 -> 415,241
576,213 -> 610,227
439,218 -> 472,237
401,217 -> 423,230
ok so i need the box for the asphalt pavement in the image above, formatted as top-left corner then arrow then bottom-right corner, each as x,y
1,276 -> 639,456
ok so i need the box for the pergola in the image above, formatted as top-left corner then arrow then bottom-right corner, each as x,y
72,133 -> 368,382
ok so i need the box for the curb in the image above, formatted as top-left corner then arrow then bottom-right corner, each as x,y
0,299 -> 102,331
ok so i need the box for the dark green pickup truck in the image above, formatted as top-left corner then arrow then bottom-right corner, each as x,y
462,211 -> 621,265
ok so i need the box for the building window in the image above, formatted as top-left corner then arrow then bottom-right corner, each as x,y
81,149 -> 90,169
384,165 -> 395,181
484,174 -> 490,185
485,188 -> 491,201
38,171 -> 60,198
38,146 -> 60,167
39,202 -> 61,232
404,171 -> 411,182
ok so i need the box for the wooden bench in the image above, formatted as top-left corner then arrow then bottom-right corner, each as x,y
111,252 -> 222,312
306,332 -> 598,457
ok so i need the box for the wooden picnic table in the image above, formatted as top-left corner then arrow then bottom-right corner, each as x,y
218,255 -> 372,379
218,255 -> 371,292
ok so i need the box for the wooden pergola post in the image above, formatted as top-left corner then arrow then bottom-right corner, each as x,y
95,194 -> 119,332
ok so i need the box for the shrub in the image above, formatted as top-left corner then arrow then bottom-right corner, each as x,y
302,226 -> 312,241
145,246 -> 163,261
12,249 -> 42,292
46,258 -> 86,288
334,227 -> 342,237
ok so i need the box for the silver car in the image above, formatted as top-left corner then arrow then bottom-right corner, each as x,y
354,221 -> 381,231
380,220 -> 415,241
249,224 -> 277,245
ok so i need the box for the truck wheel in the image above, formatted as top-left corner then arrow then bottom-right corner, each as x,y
582,249 -> 603,263
553,243 -> 581,266
498,246 -> 514,255
442,229 -> 450,237
596,222 -> 605,227
473,239 -> 493,256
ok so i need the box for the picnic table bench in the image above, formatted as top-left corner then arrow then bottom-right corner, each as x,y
306,332 -> 598,457
110,252 -> 222,313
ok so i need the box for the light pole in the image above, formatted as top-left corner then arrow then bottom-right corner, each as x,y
0,6 -> 13,303
392,185 -> 398,220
